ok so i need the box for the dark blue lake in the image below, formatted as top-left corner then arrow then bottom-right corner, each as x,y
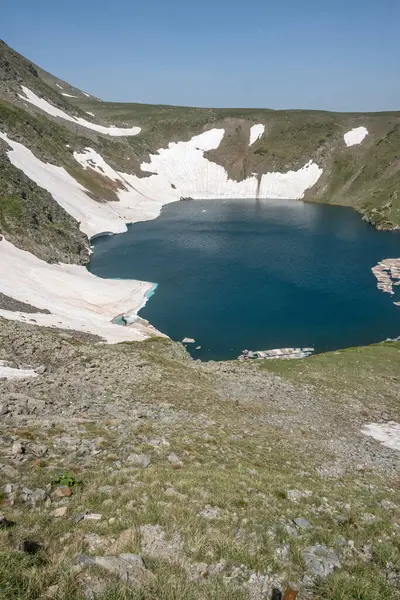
88,199 -> 400,360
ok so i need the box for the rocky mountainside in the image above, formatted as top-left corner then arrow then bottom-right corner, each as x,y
0,319 -> 399,600
0,40 -> 399,600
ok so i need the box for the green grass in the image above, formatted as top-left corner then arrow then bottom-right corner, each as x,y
0,325 -> 400,599
259,341 -> 400,406
0,194 -> 25,220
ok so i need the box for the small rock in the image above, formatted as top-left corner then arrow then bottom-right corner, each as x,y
361,513 -> 377,524
380,499 -> 397,510
72,510 -> 89,523
45,585 -> 59,598
198,506 -> 220,520
21,487 -> 47,505
287,489 -> 312,502
36,365 -> 47,375
293,517 -> 312,529
284,525 -> 299,537
0,404 -> 9,416
54,486 -> 72,498
52,506 -> 68,518
168,453 -> 183,468
127,453 -> 151,468
84,513 -> 102,521
84,533 -> 105,552
12,441 -> 25,456
303,544 -> 340,578
30,444 -> 48,458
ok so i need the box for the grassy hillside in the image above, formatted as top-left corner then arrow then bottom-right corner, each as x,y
0,319 -> 399,600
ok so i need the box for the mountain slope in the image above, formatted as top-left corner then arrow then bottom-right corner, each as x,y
0,41 -> 399,600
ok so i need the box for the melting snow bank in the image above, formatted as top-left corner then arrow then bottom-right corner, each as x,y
0,360 -> 38,381
362,422 -> 400,451
344,127 -> 368,147
249,124 -> 265,146
18,86 -> 141,137
0,237 -> 162,343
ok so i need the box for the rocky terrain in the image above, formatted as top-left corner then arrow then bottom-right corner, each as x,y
0,318 -> 399,599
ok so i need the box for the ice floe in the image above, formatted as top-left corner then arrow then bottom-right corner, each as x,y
249,124 -> 265,146
344,126 -> 368,147
0,237 -> 159,343
362,422 -> 400,451
372,258 -> 400,298
19,86 -> 141,136
0,360 -> 38,381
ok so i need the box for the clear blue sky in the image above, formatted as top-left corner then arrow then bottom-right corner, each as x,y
3,0 -> 400,111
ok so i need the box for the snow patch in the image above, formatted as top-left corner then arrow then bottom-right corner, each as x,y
83,92 -> 90,98
362,422 -> 400,451
55,84 -> 63,89
249,124 -> 265,146
135,129 -> 322,202
74,147 -> 124,182
0,237 -> 159,343
19,86 -> 141,137
86,111 -> 95,117
62,93 -> 78,98
0,360 -> 38,381
344,127 -> 368,147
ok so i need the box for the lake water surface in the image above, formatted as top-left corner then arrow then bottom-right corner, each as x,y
88,199 -> 400,360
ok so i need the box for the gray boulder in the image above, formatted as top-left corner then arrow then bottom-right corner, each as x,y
76,553 -> 154,588
127,453 -> 151,468
303,544 -> 341,578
